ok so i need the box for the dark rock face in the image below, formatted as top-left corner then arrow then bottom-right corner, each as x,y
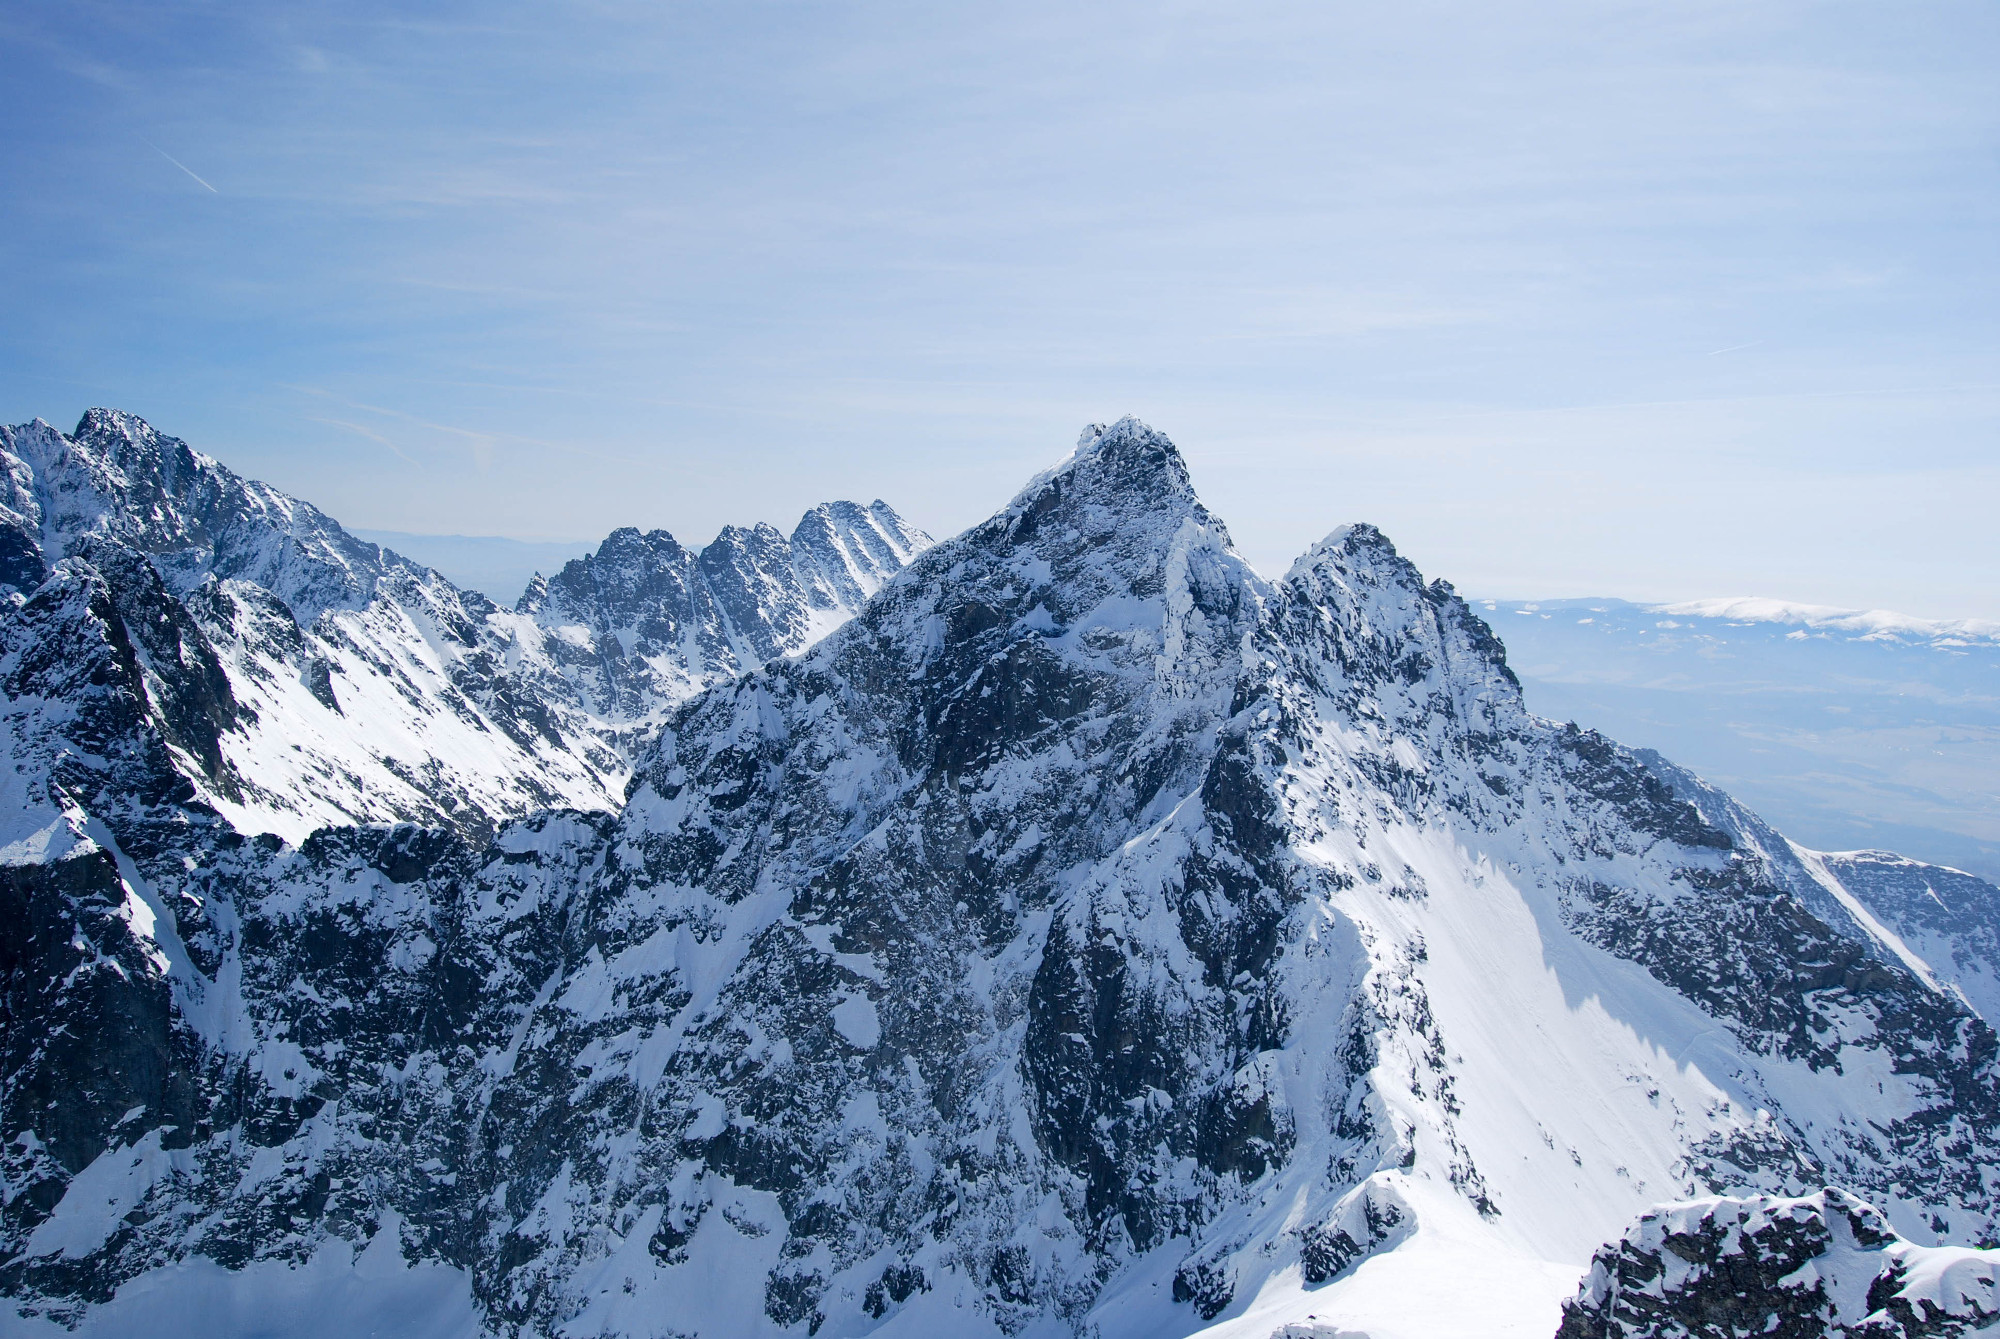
0,553 -> 237,864
1814,852 -> 2000,1025
7,415 -> 2000,1337
66,537 -> 249,797
580,419 -> 1284,1331
1638,753 -> 2000,1031
1557,1189 -> 2000,1338
0,529 -> 43,596
0,845 -> 201,1189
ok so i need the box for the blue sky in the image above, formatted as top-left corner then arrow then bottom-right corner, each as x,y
3,2 -> 1996,615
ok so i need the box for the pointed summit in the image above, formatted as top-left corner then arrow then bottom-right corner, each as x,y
928,417 -> 1249,642
787,498 -> 931,612
1001,415 -> 1214,542
1273,517 -> 1527,756
74,406 -> 171,450
620,417 -> 2000,1334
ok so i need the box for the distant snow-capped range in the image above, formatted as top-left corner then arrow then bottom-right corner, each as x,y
1500,594 -> 2000,651
6,410 -> 2000,1339
1650,596 -> 1999,643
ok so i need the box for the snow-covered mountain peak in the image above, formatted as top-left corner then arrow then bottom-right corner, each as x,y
2,408 -> 399,625
523,526 -> 691,618
517,498 -> 934,727
1066,413 -> 1184,466
1012,415 -> 1211,531
601,524 -> 686,558
10,415 -> 2000,1339
1284,521 -> 1393,581
70,406 -> 221,479
599,425 -> 2000,1334
789,499 -> 928,610
1273,518 -> 1525,753
960,417 -> 1248,651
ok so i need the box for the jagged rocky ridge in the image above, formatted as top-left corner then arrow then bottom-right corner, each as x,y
4,416 -> 2000,1338
1637,756 -> 2000,1033
516,500 -> 927,738
0,410 -> 928,844
1801,852 -> 2000,1029
1557,1189 -> 2000,1338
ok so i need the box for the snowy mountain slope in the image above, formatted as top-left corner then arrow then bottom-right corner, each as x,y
1,409 -> 418,624
0,412 -> 928,845
0,410 -> 618,842
1485,596 -> 2000,885
5,418 -> 1999,1339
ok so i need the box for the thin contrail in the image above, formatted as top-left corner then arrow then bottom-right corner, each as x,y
142,139 -> 218,193
1707,340 -> 1762,356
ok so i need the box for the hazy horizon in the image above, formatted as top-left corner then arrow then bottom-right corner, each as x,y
346,519 -> 2000,624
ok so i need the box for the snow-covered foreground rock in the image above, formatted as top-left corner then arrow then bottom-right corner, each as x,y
5,416 -> 2000,1339
0,410 -> 928,843
1557,1188 -> 2000,1338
